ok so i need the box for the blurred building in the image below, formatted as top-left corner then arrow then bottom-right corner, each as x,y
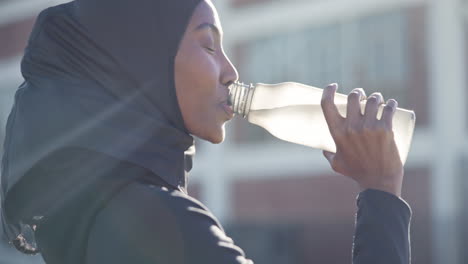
0,0 -> 466,263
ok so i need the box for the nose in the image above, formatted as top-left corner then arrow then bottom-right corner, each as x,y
220,52 -> 239,88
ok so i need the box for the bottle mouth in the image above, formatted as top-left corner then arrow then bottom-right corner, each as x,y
228,81 -> 254,118
227,91 -> 233,107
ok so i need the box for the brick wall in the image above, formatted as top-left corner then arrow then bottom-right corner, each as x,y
230,167 -> 432,263
0,17 -> 35,60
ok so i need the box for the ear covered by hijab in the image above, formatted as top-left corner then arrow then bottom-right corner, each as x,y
1,0 -> 202,252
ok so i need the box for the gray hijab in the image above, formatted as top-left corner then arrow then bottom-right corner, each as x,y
1,0 -> 201,252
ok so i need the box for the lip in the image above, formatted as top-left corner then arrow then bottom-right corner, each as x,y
221,101 -> 234,119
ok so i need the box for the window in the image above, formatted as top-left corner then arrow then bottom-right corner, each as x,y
230,7 -> 426,144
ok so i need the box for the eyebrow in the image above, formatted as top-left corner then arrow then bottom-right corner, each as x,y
194,23 -> 222,38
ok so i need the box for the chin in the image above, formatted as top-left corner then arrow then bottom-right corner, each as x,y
200,126 -> 225,144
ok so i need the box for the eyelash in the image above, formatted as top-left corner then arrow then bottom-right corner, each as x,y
205,47 -> 216,54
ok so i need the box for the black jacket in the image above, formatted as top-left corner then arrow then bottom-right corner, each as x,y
28,148 -> 411,264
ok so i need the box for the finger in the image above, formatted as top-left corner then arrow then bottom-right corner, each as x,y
323,151 -> 343,174
381,99 -> 398,130
363,92 -> 384,126
321,83 -> 343,130
346,88 -> 366,125
323,150 -> 335,165
353,88 -> 367,101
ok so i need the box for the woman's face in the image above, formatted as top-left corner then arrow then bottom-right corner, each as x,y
175,0 -> 238,144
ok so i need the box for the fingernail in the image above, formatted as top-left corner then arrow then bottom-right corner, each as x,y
328,83 -> 338,90
387,99 -> 398,107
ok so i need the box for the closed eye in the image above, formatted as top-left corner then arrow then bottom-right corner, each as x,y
205,47 -> 216,53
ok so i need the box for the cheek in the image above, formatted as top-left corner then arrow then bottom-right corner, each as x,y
175,46 -> 221,130
187,54 -> 218,95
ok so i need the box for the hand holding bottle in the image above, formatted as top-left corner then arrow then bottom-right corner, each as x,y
321,83 -> 404,197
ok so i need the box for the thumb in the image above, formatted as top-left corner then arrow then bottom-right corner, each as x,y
323,150 -> 335,164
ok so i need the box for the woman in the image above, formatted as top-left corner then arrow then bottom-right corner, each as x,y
1,0 -> 411,263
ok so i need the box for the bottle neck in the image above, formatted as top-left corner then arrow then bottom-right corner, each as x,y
228,82 -> 255,118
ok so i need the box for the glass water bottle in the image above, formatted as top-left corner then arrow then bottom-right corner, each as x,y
228,81 -> 416,165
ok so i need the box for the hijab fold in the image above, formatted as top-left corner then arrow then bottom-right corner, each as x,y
1,0 -> 201,252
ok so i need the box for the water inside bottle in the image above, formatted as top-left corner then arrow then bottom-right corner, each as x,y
247,103 -> 415,165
